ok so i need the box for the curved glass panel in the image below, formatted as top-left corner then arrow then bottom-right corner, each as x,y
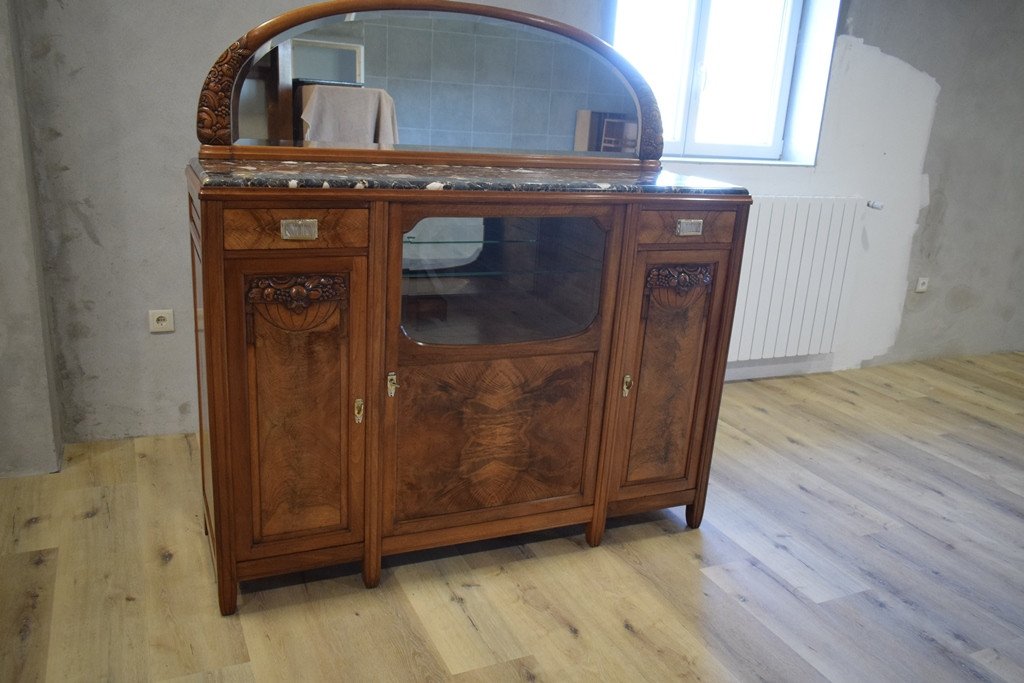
401,215 -> 605,345
236,10 -> 639,157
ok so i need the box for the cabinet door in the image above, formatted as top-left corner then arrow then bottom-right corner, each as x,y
382,204 -> 621,541
608,249 -> 729,502
224,256 -> 366,560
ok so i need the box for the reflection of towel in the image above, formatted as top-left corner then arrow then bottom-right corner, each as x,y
300,85 -> 398,149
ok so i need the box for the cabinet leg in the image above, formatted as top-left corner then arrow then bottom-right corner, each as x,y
585,515 -> 607,547
362,554 -> 381,588
584,522 -> 604,547
685,501 -> 704,529
218,580 -> 238,616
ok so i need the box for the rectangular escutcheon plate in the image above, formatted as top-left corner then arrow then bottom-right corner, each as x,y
280,219 -> 319,240
675,218 -> 703,236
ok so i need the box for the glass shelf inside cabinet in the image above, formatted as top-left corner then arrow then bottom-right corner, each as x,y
401,216 -> 605,345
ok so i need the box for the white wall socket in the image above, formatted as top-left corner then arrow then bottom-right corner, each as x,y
914,277 -> 929,293
149,309 -> 175,333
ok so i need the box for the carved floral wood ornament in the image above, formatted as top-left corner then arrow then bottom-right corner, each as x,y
194,0 -> 664,163
645,265 -> 715,297
246,274 -> 349,312
245,274 -> 350,340
197,41 -> 255,145
642,264 -> 716,319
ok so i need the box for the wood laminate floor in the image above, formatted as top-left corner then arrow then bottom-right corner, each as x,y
2,353 -> 1023,681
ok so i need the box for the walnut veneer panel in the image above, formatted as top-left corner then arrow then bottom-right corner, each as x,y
624,263 -> 715,484
393,354 -> 595,525
225,262 -> 368,567
636,210 -> 735,245
249,298 -> 349,539
224,208 -> 368,249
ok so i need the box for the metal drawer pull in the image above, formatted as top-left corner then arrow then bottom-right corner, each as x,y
280,219 -> 319,240
622,374 -> 634,398
675,218 -> 703,236
354,398 -> 365,424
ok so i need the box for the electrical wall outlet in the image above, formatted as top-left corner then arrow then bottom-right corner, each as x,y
149,309 -> 175,333
914,277 -> 929,293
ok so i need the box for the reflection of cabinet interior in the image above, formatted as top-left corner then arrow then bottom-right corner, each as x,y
189,1 -> 751,616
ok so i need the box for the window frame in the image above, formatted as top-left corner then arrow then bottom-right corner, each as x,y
612,0 -> 839,164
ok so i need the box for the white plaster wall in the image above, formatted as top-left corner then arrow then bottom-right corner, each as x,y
0,0 -> 60,474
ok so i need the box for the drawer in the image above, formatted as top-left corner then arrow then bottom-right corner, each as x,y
636,210 -> 736,245
223,208 -> 369,250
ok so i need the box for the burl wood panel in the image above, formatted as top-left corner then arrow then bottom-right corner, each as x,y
224,208 -> 368,250
636,210 -> 735,245
247,275 -> 351,540
395,354 -> 595,522
624,264 -> 715,484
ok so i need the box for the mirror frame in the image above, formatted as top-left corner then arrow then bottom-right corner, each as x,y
196,0 -> 663,168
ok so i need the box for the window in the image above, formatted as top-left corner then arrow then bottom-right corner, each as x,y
613,0 -> 841,162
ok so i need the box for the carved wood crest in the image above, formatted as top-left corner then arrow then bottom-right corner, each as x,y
245,274 -> 349,339
643,264 -> 715,316
197,39 -> 254,145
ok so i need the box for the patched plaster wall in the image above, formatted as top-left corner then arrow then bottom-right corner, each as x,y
668,0 -> 1024,378
845,0 -> 1024,363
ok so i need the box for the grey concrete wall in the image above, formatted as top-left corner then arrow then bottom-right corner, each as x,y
844,0 -> 1024,362
11,0 -> 314,442
0,0 -> 60,475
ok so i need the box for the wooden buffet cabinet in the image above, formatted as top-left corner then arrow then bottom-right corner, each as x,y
188,1 -> 750,615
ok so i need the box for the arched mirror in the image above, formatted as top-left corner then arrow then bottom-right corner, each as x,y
197,1 -> 663,166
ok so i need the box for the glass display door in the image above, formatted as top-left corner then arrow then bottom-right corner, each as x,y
383,203 -> 621,541
400,215 -> 606,345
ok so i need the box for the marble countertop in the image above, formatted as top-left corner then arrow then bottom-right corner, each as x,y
191,159 -> 748,196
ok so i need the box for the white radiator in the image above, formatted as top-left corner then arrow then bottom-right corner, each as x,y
729,196 -> 861,362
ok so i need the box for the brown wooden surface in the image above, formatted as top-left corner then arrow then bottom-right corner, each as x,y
250,298 -> 348,539
193,180 -> 747,614
223,257 -> 367,565
685,203 -> 750,528
392,353 -> 596,526
190,170 -> 241,616
635,209 -> 736,245
362,200 -> 390,589
223,207 -> 368,250
5,353 -> 1023,679
624,260 -> 720,485
201,143 -> 665,172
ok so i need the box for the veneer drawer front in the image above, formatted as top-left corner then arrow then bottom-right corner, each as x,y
636,210 -> 735,245
224,208 -> 369,250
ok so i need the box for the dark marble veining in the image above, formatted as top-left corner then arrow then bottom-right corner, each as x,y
190,159 -> 748,195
